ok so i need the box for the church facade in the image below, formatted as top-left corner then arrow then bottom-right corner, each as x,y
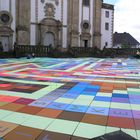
0,0 -> 114,52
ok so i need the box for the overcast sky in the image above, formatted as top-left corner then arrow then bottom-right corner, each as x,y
104,0 -> 140,42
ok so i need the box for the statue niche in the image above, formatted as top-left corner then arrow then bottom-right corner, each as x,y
44,3 -> 55,18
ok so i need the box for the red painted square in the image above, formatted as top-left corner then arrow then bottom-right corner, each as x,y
108,116 -> 135,129
0,96 -> 20,103
0,84 -> 11,87
134,119 -> 140,130
13,98 -> 35,105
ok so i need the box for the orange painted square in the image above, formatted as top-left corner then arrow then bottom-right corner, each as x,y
0,103 -> 25,111
18,106 -> 42,115
81,114 -> 108,126
37,108 -> 63,118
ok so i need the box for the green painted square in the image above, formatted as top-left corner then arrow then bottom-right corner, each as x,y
121,128 -> 138,139
55,98 -> 74,104
22,116 -> 54,129
96,92 -> 112,97
73,123 -> 106,139
1,112 -> 32,124
113,90 -> 128,94
90,101 -> 110,108
0,109 -> 13,120
77,95 -> 95,101
72,99 -> 92,106
105,126 -> 120,134
127,88 -> 140,92
131,104 -> 140,111
128,91 -> 140,95
115,80 -> 126,84
110,102 -> 131,110
46,119 -> 79,135
136,130 -> 140,140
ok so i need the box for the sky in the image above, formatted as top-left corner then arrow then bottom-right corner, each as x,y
104,0 -> 140,42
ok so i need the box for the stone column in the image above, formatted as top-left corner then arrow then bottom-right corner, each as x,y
93,0 -> 102,49
16,0 -> 30,45
68,0 -> 79,47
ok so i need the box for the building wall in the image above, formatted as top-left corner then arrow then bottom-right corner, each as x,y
101,8 -> 114,50
0,0 -> 114,51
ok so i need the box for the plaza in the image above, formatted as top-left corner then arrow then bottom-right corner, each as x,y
0,57 -> 140,139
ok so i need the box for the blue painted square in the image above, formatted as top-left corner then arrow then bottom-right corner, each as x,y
62,93 -> 79,99
112,93 -> 129,98
65,90 -> 81,95
84,88 -> 99,92
65,104 -> 88,113
81,91 -> 97,96
46,102 -> 69,110
94,96 -> 111,102
129,99 -> 140,104
87,106 -> 109,116
87,85 -> 100,89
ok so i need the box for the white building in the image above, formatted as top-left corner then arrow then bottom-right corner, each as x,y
0,0 -> 114,52
101,3 -> 114,50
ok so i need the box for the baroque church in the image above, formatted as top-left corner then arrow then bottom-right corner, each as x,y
0,0 -> 114,52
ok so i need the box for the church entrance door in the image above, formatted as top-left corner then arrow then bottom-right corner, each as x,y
43,32 -> 55,47
84,40 -> 88,48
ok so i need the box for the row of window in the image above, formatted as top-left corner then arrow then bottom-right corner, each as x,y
83,1 -> 110,19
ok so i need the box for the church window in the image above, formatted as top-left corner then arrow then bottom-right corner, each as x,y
105,11 -> 109,18
105,22 -> 109,30
83,0 -> 90,6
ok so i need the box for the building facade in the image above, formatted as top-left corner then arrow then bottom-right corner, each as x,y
0,0 -> 114,52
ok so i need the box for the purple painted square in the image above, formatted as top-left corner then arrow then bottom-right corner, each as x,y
129,94 -> 140,99
65,104 -> 88,113
111,97 -> 129,103
46,102 -> 69,110
132,110 -> 140,119
109,108 -> 133,118
29,100 -> 51,107
87,106 -> 109,116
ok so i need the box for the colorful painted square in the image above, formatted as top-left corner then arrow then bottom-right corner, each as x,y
0,58 -> 140,139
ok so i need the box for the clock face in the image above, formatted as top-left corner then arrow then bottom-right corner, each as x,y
1,13 -> 10,23
83,22 -> 89,29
